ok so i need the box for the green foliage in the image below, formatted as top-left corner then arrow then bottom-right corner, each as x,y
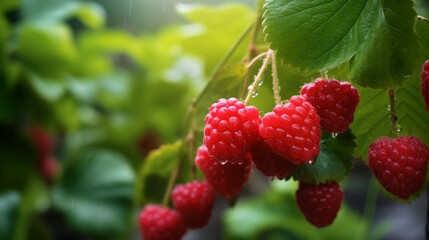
223,180 -> 370,240
52,149 -> 135,238
0,191 -> 21,240
263,0 -> 419,88
290,131 -> 355,184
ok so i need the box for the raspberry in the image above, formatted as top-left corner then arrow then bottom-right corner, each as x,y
259,95 -> 321,164
250,138 -> 295,180
421,60 -> 429,111
301,78 -> 360,133
195,145 -> 252,199
139,205 -> 187,240
296,181 -> 344,228
203,98 -> 261,164
367,136 -> 429,200
172,180 -> 216,229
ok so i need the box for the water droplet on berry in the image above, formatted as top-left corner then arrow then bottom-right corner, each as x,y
219,159 -> 229,165
307,158 -> 316,165
331,132 -> 338,138
237,159 -> 245,165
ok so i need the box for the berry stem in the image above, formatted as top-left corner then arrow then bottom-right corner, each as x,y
240,51 -> 269,100
270,49 -> 281,105
244,52 -> 271,105
388,89 -> 398,137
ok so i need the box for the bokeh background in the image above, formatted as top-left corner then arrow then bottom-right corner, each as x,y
1,0 -> 429,239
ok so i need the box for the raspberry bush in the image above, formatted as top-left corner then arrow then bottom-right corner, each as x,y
1,0 -> 429,240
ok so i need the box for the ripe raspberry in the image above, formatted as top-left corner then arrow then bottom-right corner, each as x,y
203,98 -> 261,164
250,138 -> 295,180
421,60 -> 429,111
301,78 -> 360,133
172,180 -> 216,229
139,205 -> 187,240
296,181 -> 344,228
27,127 -> 54,157
259,95 -> 321,164
195,145 -> 252,199
367,136 -> 429,200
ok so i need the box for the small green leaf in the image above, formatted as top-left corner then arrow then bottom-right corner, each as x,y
290,131 -> 355,184
17,23 -> 77,77
29,73 -> 65,102
193,63 -> 247,132
0,191 -> 21,240
263,0 -> 419,88
136,141 -> 189,205
52,149 -> 135,238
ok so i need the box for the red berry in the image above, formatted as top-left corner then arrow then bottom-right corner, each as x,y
172,180 -> 216,229
296,181 -> 344,228
301,78 -> 360,133
421,60 -> 429,111
250,138 -> 295,180
203,98 -> 261,164
367,136 -> 429,199
27,127 -> 54,157
139,205 -> 187,240
195,145 -> 252,199
259,95 -> 321,164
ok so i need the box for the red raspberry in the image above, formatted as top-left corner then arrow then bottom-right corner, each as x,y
259,95 -> 321,164
172,180 -> 216,229
296,181 -> 344,228
250,138 -> 295,180
139,205 -> 187,240
203,98 -> 261,164
301,78 -> 359,133
195,145 -> 252,199
367,136 -> 429,200
421,60 -> 429,111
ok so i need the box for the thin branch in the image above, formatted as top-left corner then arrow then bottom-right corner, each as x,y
244,53 -> 271,105
270,49 -> 281,105
388,89 -> 398,137
240,52 -> 269,100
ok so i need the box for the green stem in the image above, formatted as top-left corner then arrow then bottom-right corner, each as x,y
388,89 -> 398,137
270,49 -> 281,105
240,52 -> 269,100
244,53 -> 271,105
363,176 -> 379,239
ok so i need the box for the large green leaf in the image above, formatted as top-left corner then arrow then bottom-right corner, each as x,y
290,131 -> 355,184
16,23 -> 77,77
0,191 -> 21,240
52,149 -> 135,238
263,0 -> 419,88
192,63 -> 248,132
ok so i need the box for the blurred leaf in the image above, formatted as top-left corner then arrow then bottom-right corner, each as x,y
0,191 -> 21,240
52,97 -> 80,130
21,0 -> 105,28
17,23 -> 77,77
52,149 -> 135,238
0,0 -> 20,12
137,140 -> 188,206
0,13 -> 9,73
193,63 -> 247,132
416,19 -> 429,60
28,73 -> 65,102
223,180 -> 368,240
263,0 -> 419,88
290,131 -> 355,184
96,71 -> 132,110
177,3 -> 254,75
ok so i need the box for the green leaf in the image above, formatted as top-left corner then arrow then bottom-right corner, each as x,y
52,149 -> 135,238
290,131 -> 355,184
263,0 -> 419,88
28,73 -> 65,102
193,63 -> 247,132
0,191 -> 21,240
416,18 -> 429,62
17,23 -> 77,77
21,0 -> 105,28
137,141 -> 182,205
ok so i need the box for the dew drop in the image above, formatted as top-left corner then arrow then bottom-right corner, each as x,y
252,90 -> 259,97
387,105 -> 391,111
331,132 -> 338,138
307,157 -> 316,165
258,75 -> 264,86
237,159 -> 244,165
219,159 -> 229,165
